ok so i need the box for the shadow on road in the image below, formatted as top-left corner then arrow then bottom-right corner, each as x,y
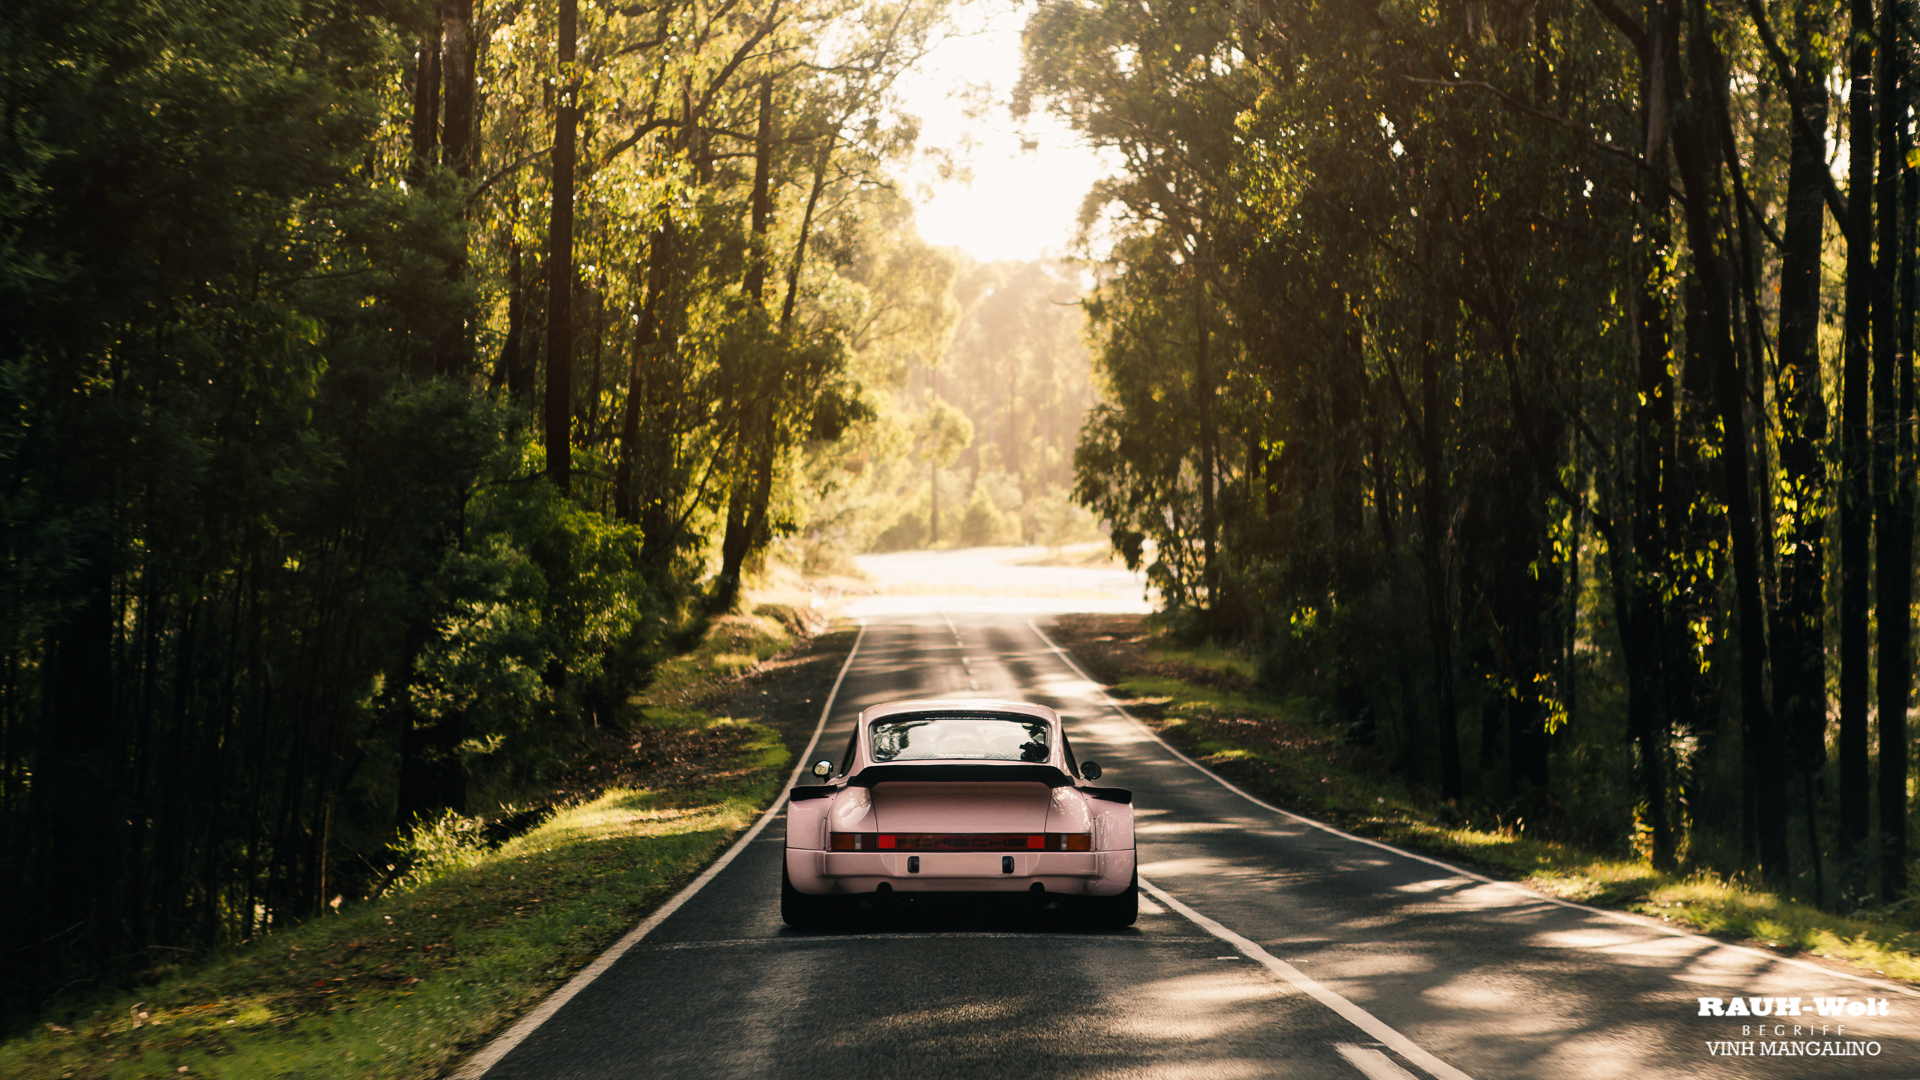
777,894 -> 1142,937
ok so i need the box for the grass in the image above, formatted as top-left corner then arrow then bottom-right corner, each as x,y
3,646 -> 796,1079
1125,638 -> 1920,987
639,607 -> 798,707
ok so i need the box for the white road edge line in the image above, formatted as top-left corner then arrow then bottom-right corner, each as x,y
1027,617 -> 1920,999
1142,877 -> 1475,1080
450,619 -> 869,1080
1334,1043 -> 1421,1080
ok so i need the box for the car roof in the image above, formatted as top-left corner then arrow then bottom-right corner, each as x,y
858,699 -> 1058,725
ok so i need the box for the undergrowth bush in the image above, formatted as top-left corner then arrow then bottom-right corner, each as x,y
384,811 -> 496,896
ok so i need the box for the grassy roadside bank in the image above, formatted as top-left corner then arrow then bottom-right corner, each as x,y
1,607 -> 854,1080
1046,613 -> 1920,987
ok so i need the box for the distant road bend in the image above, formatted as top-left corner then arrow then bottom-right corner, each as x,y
457,603 -> 1920,1079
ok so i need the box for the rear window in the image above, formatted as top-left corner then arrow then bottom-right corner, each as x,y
869,714 -> 1051,763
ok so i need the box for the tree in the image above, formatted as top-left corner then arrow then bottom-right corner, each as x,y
1025,0 -> 1915,892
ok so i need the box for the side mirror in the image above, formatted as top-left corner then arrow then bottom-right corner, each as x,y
1080,761 -> 1102,781
812,759 -> 834,780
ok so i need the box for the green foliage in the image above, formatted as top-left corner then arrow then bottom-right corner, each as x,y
0,0 -> 962,1024
1129,642 -> 1920,983
917,394 -> 975,469
1023,0 -> 1885,898
637,610 -> 795,707
384,811 -> 499,896
870,510 -> 930,553
412,443 -> 665,799
958,486 -> 1010,547
0,781 -> 779,1079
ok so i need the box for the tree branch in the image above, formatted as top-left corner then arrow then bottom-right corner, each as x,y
1587,0 -> 1647,53
1401,76 -> 1677,196
595,118 -> 679,172
1735,0 -> 1855,240
464,146 -> 552,206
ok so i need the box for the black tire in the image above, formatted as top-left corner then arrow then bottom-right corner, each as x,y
781,858 -> 837,930
1085,866 -> 1139,929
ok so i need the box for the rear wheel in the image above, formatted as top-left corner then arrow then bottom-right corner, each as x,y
1084,866 -> 1138,929
781,858 -> 838,930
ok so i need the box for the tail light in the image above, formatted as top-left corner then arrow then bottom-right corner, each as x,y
830,832 -> 1092,852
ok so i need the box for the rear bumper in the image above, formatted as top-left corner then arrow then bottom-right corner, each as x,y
786,847 -> 1135,896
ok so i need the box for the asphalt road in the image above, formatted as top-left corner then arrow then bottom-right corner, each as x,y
466,611 -> 1920,1080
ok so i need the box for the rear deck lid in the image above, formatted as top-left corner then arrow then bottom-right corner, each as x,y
869,781 -> 1054,832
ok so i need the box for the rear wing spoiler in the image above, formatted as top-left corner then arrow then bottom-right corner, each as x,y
850,763 -> 1074,787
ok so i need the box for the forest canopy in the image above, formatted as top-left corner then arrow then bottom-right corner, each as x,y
0,0 -> 972,1019
1019,0 -> 1920,912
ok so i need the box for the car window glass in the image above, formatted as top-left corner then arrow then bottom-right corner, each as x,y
839,729 -> 858,776
1061,732 -> 1079,776
870,715 -> 1050,763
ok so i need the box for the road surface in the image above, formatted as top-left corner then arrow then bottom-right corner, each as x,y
463,607 -> 1920,1079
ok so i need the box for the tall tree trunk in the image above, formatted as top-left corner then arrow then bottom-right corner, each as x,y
1195,262 -> 1218,601
32,556 -> 115,1001
1839,0 -> 1876,888
436,0 -> 476,379
1773,0 -> 1832,896
709,131 -> 831,598
441,0 -> 475,178
1673,3 -> 1790,883
744,77 -> 775,307
545,0 -> 578,494
931,370 -> 942,544
408,22 -> 440,187
716,442 -> 777,611
496,239 -> 526,395
714,78 -> 780,613
1418,304 -> 1464,803
780,135 -> 833,337
1879,0 -> 1912,903
1673,279 -> 1723,748
587,288 -> 604,443
1630,0 -> 1679,871
615,222 -> 673,525
715,435 -> 775,611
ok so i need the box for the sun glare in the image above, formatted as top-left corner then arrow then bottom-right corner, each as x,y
893,7 -> 1117,263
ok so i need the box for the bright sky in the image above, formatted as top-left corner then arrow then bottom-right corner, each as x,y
890,6 -> 1117,264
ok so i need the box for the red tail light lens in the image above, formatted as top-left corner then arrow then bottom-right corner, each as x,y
828,833 -> 899,851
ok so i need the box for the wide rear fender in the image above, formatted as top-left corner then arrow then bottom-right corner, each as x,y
785,789 -> 832,850
1091,797 -> 1133,851
829,786 -> 876,833
1047,786 -> 1093,834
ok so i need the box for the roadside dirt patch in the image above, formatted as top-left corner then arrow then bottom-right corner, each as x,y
1046,613 -> 1256,696
701,625 -> 860,768
550,626 -> 859,802
1045,613 -> 1348,812
554,723 -> 763,800
1197,715 -> 1337,761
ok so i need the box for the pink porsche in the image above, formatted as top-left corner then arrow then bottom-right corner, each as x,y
782,699 -> 1138,928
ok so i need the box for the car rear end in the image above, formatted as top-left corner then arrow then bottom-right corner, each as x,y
783,702 -> 1136,924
